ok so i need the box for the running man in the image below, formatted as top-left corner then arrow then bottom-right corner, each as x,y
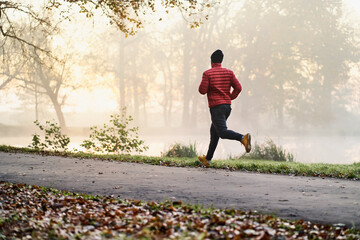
198,49 -> 251,167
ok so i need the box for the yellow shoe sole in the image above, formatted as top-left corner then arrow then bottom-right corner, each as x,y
198,155 -> 210,167
241,134 -> 251,153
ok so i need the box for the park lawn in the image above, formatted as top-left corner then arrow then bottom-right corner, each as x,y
1,181 -> 360,239
0,145 -> 359,181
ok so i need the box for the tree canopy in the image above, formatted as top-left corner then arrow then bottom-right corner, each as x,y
0,0 -> 211,52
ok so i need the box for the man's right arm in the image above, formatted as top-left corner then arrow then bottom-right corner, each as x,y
198,72 -> 209,95
230,71 -> 242,100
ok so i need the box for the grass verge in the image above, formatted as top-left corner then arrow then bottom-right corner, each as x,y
1,181 -> 359,239
0,144 -> 359,180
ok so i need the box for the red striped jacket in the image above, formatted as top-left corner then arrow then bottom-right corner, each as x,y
199,63 -> 242,108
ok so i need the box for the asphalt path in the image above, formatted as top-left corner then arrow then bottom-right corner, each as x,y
1,151 -> 359,228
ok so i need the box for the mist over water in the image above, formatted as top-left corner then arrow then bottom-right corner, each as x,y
1,0 -> 359,164
144,134 -> 360,164
0,131 -> 359,164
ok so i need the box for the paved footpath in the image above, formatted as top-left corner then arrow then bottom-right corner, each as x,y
1,151 -> 359,228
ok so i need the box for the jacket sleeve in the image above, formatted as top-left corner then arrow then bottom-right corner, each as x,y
229,71 -> 242,100
198,71 -> 209,95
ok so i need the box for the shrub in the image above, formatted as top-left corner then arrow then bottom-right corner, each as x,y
244,139 -> 294,162
162,143 -> 197,158
81,109 -> 148,154
29,120 -> 70,151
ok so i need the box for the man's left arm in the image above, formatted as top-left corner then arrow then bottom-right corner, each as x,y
230,71 -> 242,100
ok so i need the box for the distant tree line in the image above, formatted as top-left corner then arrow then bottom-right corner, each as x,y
111,0 -> 359,129
0,0 -> 211,128
1,0 -> 359,131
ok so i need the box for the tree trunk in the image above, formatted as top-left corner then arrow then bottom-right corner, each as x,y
132,74 -> 139,125
182,28 -> 191,127
34,53 -> 67,129
118,36 -> 126,111
190,66 -> 201,127
35,83 -> 39,121
277,85 -> 284,128
162,61 -> 173,127
49,92 -> 66,129
321,77 -> 333,124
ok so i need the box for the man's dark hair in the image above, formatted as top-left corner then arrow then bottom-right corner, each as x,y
211,49 -> 224,63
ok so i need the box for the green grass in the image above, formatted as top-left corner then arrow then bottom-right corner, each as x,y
242,139 -> 294,162
162,142 -> 198,158
1,144 -> 359,180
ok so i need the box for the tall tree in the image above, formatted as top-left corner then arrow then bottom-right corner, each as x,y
7,48 -> 74,128
232,0 -> 358,127
182,26 -> 193,127
153,33 -> 181,127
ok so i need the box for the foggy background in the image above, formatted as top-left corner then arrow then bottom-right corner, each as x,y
1,0 -> 359,164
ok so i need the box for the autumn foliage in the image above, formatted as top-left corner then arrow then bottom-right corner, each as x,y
1,182 -> 359,239
48,0 -> 212,36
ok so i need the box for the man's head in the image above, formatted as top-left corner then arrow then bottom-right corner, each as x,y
211,49 -> 224,63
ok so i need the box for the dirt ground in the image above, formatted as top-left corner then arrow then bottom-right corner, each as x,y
1,151 -> 359,228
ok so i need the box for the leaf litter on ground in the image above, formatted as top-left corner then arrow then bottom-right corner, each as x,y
1,182 -> 359,239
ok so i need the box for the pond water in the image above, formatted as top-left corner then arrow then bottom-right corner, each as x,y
1,134 -> 359,164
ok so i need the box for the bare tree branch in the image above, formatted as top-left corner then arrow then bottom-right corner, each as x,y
0,26 -> 50,54
0,76 -> 12,89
